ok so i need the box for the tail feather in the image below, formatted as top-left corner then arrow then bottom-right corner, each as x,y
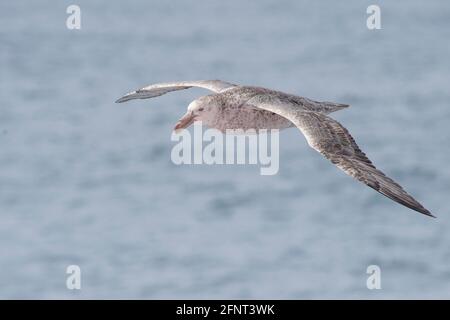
321,101 -> 350,114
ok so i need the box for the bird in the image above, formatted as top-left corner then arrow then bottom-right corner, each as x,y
116,80 -> 433,217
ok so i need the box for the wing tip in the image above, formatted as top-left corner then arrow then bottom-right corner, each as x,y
115,92 -> 136,103
399,199 -> 435,218
399,197 -> 434,218
420,209 -> 436,218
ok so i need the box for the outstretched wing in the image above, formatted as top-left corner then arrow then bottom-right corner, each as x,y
247,99 -> 433,217
116,80 -> 237,103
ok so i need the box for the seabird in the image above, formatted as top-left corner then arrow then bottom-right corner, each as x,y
116,80 -> 433,217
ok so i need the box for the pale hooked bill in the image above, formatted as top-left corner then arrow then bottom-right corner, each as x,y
116,80 -> 434,217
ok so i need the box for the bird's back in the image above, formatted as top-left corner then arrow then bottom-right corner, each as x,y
222,86 -> 349,115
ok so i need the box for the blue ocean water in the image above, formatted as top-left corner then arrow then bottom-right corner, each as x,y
0,0 -> 449,298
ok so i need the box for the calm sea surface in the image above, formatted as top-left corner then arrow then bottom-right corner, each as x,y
0,0 -> 449,298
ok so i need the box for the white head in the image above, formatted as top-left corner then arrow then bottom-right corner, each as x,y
174,95 -> 220,132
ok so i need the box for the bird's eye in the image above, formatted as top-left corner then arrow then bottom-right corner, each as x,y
198,108 -> 204,111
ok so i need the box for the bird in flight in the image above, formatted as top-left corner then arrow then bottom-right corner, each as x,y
116,80 -> 433,217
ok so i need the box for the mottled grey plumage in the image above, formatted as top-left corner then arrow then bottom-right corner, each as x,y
115,80 -> 237,103
116,80 -> 433,217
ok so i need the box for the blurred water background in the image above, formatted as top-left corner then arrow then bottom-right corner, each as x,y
0,0 -> 449,299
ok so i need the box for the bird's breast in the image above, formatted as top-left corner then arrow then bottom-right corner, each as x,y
207,105 -> 293,132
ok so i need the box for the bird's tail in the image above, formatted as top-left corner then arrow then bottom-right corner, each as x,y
321,102 -> 350,114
